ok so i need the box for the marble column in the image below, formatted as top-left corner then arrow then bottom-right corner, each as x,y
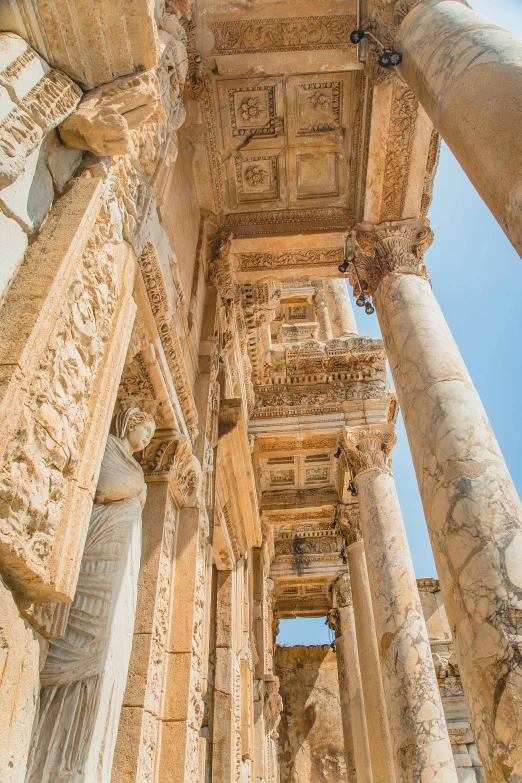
327,608 -> 357,783
334,575 -> 373,783
339,505 -> 396,783
394,0 -> 522,257
313,282 -> 333,341
351,218 -> 522,781
323,278 -> 358,337
339,432 -> 457,783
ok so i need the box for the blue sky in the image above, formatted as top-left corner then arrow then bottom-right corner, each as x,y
278,0 -> 522,646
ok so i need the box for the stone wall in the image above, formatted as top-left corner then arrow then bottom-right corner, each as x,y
276,644 -> 348,783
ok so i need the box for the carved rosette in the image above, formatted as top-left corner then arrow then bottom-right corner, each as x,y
140,429 -> 199,507
338,504 -> 363,548
335,573 -> 353,608
339,424 -> 397,477
348,219 -> 434,297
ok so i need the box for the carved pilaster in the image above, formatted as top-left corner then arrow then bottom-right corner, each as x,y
334,573 -> 353,608
139,428 -> 199,507
338,504 -> 363,548
348,219 -> 434,297
339,424 -> 397,477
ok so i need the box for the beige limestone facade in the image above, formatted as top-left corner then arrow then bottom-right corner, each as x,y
0,1 -> 520,782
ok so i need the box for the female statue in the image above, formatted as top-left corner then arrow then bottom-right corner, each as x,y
27,408 -> 156,783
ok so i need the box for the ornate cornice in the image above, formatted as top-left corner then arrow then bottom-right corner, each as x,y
339,424 -> 397,477
348,218 -> 434,297
338,504 -> 363,548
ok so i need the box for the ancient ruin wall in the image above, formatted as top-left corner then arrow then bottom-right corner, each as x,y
276,644 -> 347,783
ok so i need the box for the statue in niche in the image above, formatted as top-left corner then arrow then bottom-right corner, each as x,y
27,408 -> 156,783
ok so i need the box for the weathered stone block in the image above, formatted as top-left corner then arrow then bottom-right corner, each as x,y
60,70 -> 165,157
42,130 -> 82,192
0,210 -> 27,298
0,143 -> 53,233
0,577 -> 40,783
0,34 -> 81,189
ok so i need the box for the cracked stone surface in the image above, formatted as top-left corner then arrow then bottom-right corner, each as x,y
375,271 -> 522,781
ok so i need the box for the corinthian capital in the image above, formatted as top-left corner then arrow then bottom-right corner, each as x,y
338,504 -> 363,548
348,219 -> 434,297
335,573 -> 353,608
339,424 -> 397,477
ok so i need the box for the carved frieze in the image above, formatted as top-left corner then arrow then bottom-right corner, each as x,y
209,16 -> 356,55
0,34 -> 82,188
380,85 -> 418,222
253,381 -> 387,418
237,248 -> 344,272
0,177 -> 136,601
138,242 -> 199,440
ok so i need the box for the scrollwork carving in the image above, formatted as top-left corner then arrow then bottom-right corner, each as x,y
339,424 -> 397,477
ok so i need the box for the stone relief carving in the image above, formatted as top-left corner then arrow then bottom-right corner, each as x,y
0,178 -> 125,600
339,425 -> 397,476
380,85 -> 418,221
348,219 -> 434,297
238,248 -> 344,271
139,429 -> 199,507
26,408 -> 156,783
138,242 -> 199,440
209,16 -> 356,54
0,34 -> 82,189
338,504 -> 363,547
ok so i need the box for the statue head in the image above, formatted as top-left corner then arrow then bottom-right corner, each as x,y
112,408 -> 156,454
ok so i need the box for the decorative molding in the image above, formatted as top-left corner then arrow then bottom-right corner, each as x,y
138,242 -> 199,440
417,577 -> 440,593
139,429 -> 199,507
209,16 -> 356,55
339,424 -> 397,477
237,248 -> 344,272
380,84 -> 418,222
335,573 -> 353,607
223,207 -> 353,234
253,381 -> 387,418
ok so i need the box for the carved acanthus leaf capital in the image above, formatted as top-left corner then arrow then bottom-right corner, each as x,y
348,219 -> 433,297
209,234 -> 237,305
326,608 -> 341,636
339,424 -> 397,477
338,504 -> 362,547
140,428 -> 200,507
335,573 -> 353,608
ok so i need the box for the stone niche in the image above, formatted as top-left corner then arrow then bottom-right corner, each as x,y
276,644 -> 348,783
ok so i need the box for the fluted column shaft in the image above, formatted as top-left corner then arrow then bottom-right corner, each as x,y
356,221 -> 522,781
341,431 -> 456,783
323,279 -> 358,337
340,509 -> 396,783
395,0 -> 522,257
335,576 -> 373,783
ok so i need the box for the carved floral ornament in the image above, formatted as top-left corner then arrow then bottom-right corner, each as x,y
339,424 -> 397,477
337,503 -> 362,547
139,428 -> 200,507
335,573 -> 353,607
347,219 -> 434,298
